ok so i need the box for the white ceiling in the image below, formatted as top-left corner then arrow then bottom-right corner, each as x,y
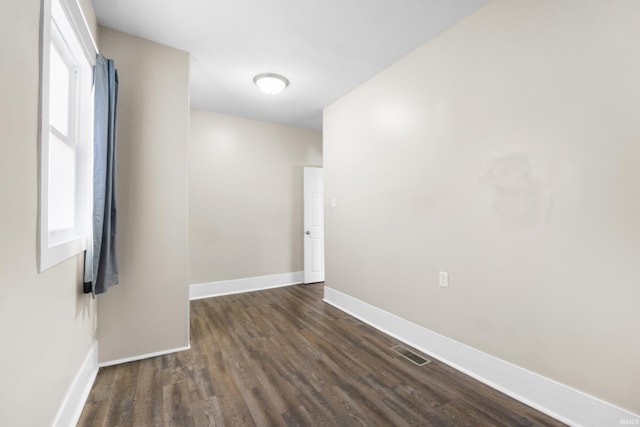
92,0 -> 488,130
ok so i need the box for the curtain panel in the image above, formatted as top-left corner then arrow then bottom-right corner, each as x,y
84,54 -> 119,295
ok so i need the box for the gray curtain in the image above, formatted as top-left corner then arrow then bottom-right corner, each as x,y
84,54 -> 119,295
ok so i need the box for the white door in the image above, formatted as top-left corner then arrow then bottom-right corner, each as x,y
303,167 -> 325,284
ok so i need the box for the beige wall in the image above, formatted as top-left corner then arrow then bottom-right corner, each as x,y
97,27 -> 190,363
324,0 -> 640,414
189,110 -> 322,284
0,1 -> 98,426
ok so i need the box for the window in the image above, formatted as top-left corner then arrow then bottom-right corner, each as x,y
39,0 -> 97,272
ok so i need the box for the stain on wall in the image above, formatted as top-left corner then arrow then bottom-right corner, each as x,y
479,153 -> 552,229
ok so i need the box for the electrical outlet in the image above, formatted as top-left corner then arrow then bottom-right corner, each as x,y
439,271 -> 449,288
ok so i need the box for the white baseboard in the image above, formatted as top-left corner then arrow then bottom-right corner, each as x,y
190,271 -> 304,300
323,287 -> 639,427
99,345 -> 191,368
52,342 -> 99,427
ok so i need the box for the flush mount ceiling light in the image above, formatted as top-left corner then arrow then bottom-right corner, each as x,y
253,73 -> 289,95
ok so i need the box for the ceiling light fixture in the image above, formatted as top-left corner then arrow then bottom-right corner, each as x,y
253,73 -> 289,95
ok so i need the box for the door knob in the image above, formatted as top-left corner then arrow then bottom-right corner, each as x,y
305,230 -> 311,235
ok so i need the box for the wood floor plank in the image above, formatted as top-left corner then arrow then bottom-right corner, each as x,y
78,283 -> 565,427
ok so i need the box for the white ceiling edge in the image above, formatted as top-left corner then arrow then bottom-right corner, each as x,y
93,0 -> 489,130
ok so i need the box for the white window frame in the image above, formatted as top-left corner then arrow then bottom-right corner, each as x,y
38,0 -> 98,272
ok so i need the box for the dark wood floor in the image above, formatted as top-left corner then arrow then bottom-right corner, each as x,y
78,283 -> 565,426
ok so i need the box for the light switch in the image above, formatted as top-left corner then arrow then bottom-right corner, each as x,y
439,272 -> 449,288
331,197 -> 337,208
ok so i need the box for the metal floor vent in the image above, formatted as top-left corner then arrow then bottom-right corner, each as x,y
392,345 -> 431,367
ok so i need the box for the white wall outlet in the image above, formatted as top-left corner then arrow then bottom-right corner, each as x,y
439,271 -> 449,288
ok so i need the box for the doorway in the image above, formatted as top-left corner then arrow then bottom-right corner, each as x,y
303,167 -> 324,284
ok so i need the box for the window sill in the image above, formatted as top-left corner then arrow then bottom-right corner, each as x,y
39,235 -> 86,273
